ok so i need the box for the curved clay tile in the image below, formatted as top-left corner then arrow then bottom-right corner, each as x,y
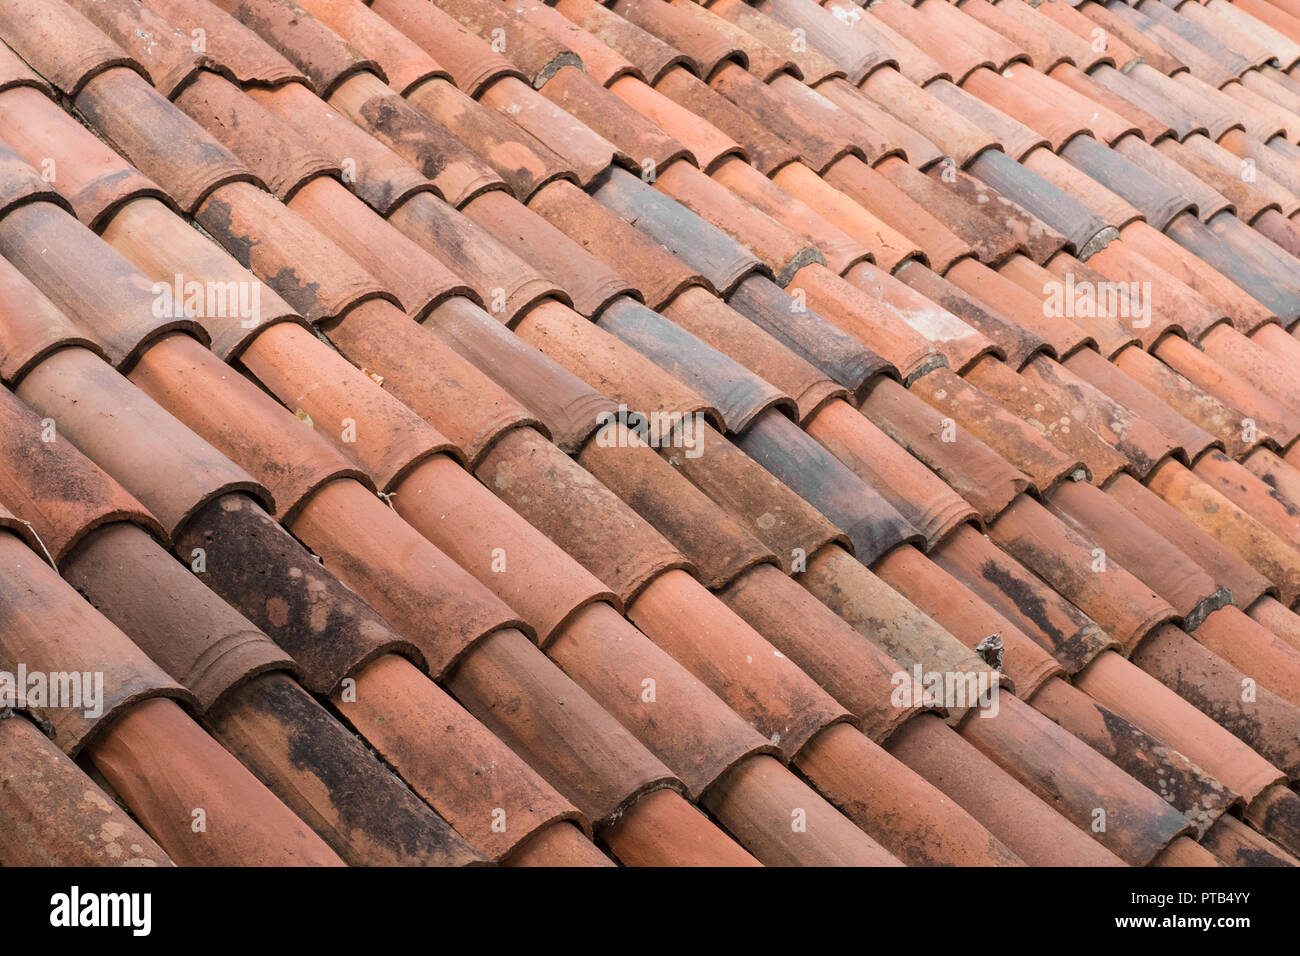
288,178 -> 475,320
727,273 -> 897,399
593,165 -> 764,294
0,713 -> 171,866
0,0 -> 148,97
142,0 -> 306,87
209,0 -> 384,96
925,77 -> 1048,160
0,40 -> 50,96
736,408 -> 924,563
976,0 -> 1110,72
700,753 -> 902,865
0,89 -> 168,230
1203,323 -> 1300,417
654,161 -> 824,285
405,77 -> 576,200
423,296 -> 615,451
552,0 -> 689,83
960,693 -> 1191,865
290,478 -> 534,672
1147,458 -> 1300,604
432,0 -> 582,88
913,365 -> 1086,491
824,0 -> 948,85
818,158 -> 973,271
0,256 -> 103,385
596,296 -> 794,431
0,534 -> 188,755
1089,63 -> 1206,141
1022,147 -> 1144,232
327,72 -> 504,207
1202,810 -> 1300,866
599,787 -> 758,865
175,492 -> 424,693
721,563 -> 930,737
887,713 -> 1126,865
1032,676 -> 1238,838
371,0 -> 525,95
332,653 -> 584,859
388,193 -> 562,319
128,333 -> 367,520
951,0 -> 1059,72
509,0 -> 640,85
660,285 -> 847,423
477,76 -> 623,187
1063,347 -> 1221,465
549,601 -> 773,796
968,148 -> 1117,259
1196,605 -> 1300,707
578,428 -> 776,588
1076,2 -> 1187,76
860,375 -> 1031,522
0,138 -> 71,225
75,69 -> 256,213
1243,783 -> 1300,859
869,0 -> 1003,80
629,569 -> 853,754
795,723 -> 1023,865
63,522 -> 292,711
935,162 -> 1072,265
755,0 -> 895,82
64,0 -> 210,97
175,72 -> 336,201
613,0 -> 748,81
87,697 -> 343,865
842,261 -> 995,372
293,0 -> 447,94
895,261 -> 1049,371
1038,0 -> 1140,70
670,0 -> 797,81
101,198 -> 304,360
611,72 -> 746,171
17,346 -> 272,536
873,544 -> 1064,695
1194,449 -> 1300,553
1052,63 -> 1171,144
240,321 -> 461,488
250,81 -> 437,213
933,522 -> 1116,672
1211,0 -> 1300,69
1131,624 -> 1300,779
208,671 -> 483,866
1022,352 -> 1179,479
789,263 -> 943,379
394,454 -> 617,641
806,399 -> 978,546
1048,478 -> 1226,628
446,626 -> 681,824
1108,134 -> 1233,223
197,182 -> 397,323
326,300 -> 540,464
530,170 -> 698,301
1121,219 -> 1276,333
652,67 -> 798,173
1129,64 -> 1243,140
965,357 -> 1130,485
797,548 -> 993,702
712,0 -> 849,84
476,427 -> 693,603
668,418 -> 846,556
504,823 -> 615,865
463,188 -> 636,317
1132,0 -> 1250,84
815,77 -> 945,170
540,67 -> 691,173
0,383 -> 169,558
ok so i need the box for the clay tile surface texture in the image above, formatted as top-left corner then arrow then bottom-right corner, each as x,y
2,0 -> 1300,873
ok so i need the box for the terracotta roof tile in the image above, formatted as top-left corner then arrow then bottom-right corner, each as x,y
0,713 -> 171,866
8,0 -> 1300,868
141,0 -> 308,86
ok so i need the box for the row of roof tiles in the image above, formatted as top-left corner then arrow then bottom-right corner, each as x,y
0,0 -> 1298,867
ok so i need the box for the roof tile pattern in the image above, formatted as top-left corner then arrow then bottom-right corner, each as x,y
0,0 -> 1299,868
